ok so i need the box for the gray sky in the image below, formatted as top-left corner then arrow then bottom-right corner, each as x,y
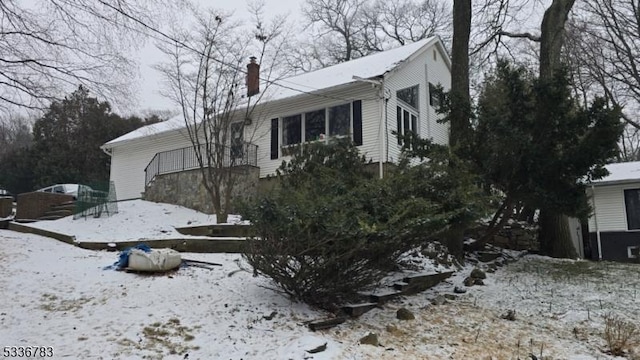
133,0 -> 303,115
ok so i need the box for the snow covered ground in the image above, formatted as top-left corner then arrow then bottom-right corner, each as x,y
1,201 -> 639,359
25,200 -> 230,242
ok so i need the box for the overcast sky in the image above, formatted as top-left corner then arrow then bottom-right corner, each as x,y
133,0 -> 304,115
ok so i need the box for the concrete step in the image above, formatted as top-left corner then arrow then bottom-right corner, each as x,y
176,224 -> 253,237
365,289 -> 404,303
342,302 -> 378,317
401,271 -> 454,295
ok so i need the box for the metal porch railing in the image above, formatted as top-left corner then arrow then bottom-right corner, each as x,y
144,143 -> 258,186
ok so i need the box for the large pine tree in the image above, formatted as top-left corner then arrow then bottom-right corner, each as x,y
474,61 -> 623,256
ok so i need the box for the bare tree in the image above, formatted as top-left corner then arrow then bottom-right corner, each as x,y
361,0 -> 452,52
619,126 -> 640,162
288,0 -> 450,72
0,114 -> 32,158
565,1 -> 640,130
0,0 -> 172,114
156,5 -> 288,223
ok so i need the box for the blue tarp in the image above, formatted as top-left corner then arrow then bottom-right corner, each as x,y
104,244 -> 152,270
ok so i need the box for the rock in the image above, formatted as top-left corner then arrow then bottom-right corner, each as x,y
463,277 -> 475,287
444,294 -> 457,301
396,308 -> 415,320
454,286 -> 467,294
494,258 -> 505,267
360,332 -> 379,346
473,278 -> 485,286
430,294 -> 447,306
501,309 -> 516,321
386,324 -> 400,334
470,268 -> 487,279
486,268 -> 495,273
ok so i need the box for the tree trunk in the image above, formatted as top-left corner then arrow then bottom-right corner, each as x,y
450,0 -> 472,150
536,0 -> 576,258
443,226 -> 465,261
445,0 -> 473,258
538,209 -> 577,258
539,0 -> 576,80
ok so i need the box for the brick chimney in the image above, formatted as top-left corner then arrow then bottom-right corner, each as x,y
246,56 -> 260,97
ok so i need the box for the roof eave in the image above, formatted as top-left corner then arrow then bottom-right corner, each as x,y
590,179 -> 640,187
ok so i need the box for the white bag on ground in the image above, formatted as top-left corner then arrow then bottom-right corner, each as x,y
128,248 -> 182,272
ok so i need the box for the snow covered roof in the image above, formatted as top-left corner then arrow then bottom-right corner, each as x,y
264,36 -> 442,102
103,36 -> 444,149
590,161 -> 640,186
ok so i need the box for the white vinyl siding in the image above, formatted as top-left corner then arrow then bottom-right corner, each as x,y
425,46 -> 451,146
588,182 -> 640,232
109,131 -> 192,200
251,83 -> 380,178
384,42 -> 450,163
105,41 -> 452,197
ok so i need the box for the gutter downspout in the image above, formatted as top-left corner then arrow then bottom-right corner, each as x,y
591,184 -> 603,260
379,82 -> 385,179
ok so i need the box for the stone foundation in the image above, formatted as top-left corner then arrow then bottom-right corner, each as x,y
144,166 -> 259,214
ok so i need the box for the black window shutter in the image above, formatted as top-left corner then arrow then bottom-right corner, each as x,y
396,106 -> 402,145
270,118 -> 279,159
352,100 -> 363,146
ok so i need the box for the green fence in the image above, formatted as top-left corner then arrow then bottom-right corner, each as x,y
73,181 -> 118,219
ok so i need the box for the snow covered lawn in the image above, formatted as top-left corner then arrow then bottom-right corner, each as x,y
2,201 -> 640,359
24,200 -> 224,242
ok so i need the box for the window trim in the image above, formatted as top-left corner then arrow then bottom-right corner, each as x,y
624,188 -> 640,231
396,103 -> 419,145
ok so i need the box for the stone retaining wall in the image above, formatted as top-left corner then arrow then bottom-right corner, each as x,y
144,166 -> 259,214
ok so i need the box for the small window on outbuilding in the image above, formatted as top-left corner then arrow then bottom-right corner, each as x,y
624,188 -> 640,230
628,246 -> 639,259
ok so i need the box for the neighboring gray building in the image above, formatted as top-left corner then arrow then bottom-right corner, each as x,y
587,161 -> 640,261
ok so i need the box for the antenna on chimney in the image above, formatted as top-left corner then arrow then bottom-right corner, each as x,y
247,56 -> 260,97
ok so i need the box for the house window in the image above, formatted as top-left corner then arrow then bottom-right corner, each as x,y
624,189 -> 640,230
628,246 -> 639,259
396,106 -> 418,145
281,103 -> 353,147
429,82 -> 442,108
305,109 -> 326,141
397,85 -> 419,109
329,103 -> 351,136
396,85 -> 419,145
283,114 -> 302,145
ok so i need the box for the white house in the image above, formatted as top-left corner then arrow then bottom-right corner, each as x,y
101,36 -> 451,206
587,161 -> 640,261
